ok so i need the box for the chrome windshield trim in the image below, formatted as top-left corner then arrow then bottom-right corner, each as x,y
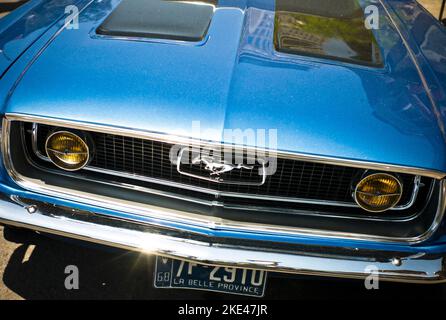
27,117 -> 425,211
11,112 -> 446,179
3,115 -> 446,244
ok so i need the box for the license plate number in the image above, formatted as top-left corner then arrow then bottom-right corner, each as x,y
154,257 -> 267,297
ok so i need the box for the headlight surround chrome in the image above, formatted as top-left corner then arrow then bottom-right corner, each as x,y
354,173 -> 403,212
45,130 -> 90,171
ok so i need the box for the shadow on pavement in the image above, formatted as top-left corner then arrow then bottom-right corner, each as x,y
2,229 -> 446,299
2,230 -> 221,299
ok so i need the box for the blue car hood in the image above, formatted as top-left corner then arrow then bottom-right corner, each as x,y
4,0 -> 446,172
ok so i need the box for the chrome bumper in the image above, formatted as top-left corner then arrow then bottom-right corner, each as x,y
0,193 -> 445,284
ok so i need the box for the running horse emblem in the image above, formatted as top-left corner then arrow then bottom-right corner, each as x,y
192,156 -> 254,176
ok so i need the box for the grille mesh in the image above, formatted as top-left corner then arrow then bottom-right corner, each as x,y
34,124 -> 415,204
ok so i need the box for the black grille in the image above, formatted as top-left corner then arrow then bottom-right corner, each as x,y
34,124 -> 415,205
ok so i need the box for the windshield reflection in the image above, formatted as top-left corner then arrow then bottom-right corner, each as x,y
274,0 -> 383,67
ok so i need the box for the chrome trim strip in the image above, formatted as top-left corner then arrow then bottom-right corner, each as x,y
18,154 -> 432,223
394,175 -> 421,211
0,195 -> 445,283
3,115 -> 446,244
31,123 -> 47,161
13,113 -> 446,179
72,164 -> 423,211
29,118 -> 422,211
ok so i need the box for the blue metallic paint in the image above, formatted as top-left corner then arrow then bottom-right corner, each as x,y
2,0 -> 446,173
0,0 -> 446,255
0,0 -> 92,77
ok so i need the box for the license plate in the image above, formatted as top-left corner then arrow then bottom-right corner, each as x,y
154,257 -> 267,297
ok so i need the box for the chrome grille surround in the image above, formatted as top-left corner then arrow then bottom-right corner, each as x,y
31,122 -> 421,211
3,113 -> 446,245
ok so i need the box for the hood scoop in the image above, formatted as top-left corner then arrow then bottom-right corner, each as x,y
97,0 -> 217,42
274,0 -> 383,67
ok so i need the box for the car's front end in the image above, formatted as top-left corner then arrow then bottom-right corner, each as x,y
1,0 -> 446,296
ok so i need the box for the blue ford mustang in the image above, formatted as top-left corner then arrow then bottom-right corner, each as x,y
1,0 -> 446,296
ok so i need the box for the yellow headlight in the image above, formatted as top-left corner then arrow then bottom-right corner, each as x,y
354,173 -> 402,212
45,131 -> 89,171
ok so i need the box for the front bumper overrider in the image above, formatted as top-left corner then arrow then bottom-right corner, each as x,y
0,191 -> 445,284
